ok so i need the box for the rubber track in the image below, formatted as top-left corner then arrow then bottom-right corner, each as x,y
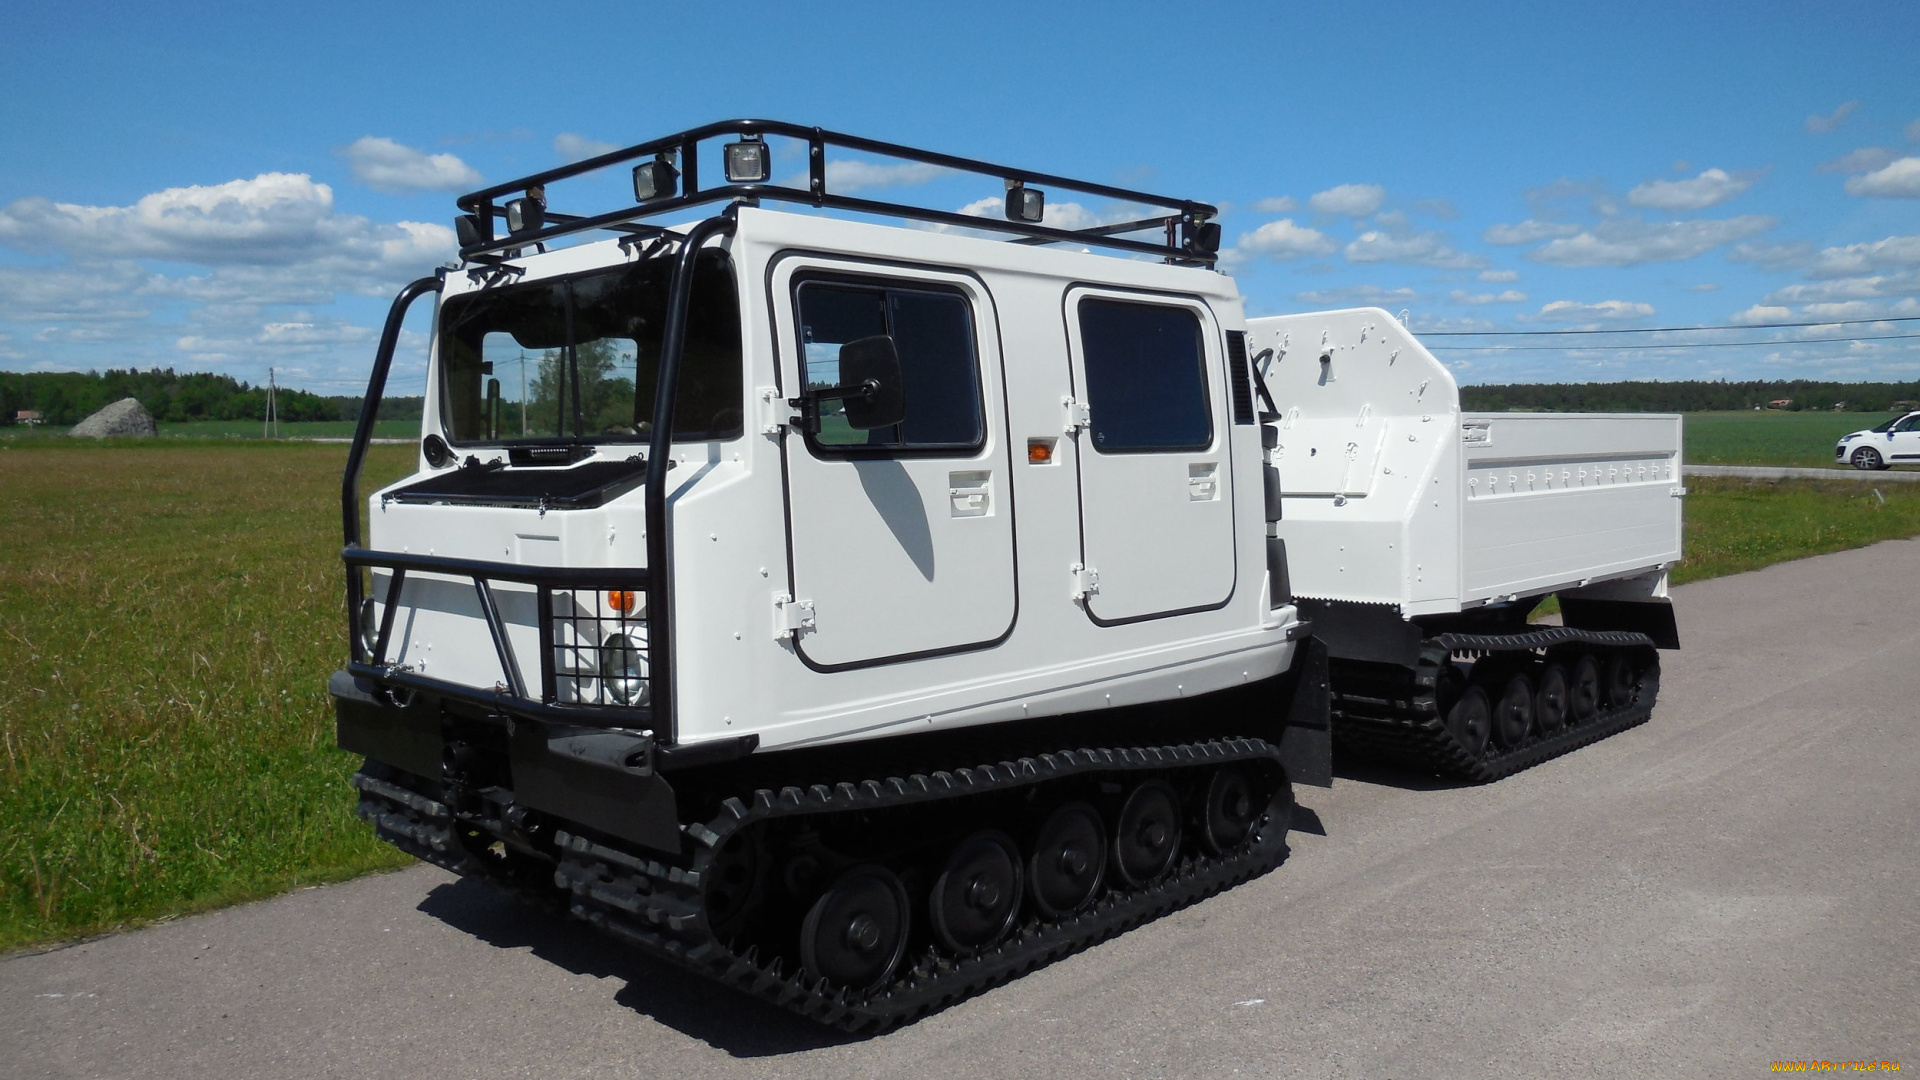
1330,628 -> 1661,783
356,737 -> 1290,1033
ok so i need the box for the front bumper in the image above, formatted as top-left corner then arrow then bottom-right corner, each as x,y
332,670 -> 693,853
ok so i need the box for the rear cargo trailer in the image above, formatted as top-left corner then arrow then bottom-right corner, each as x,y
330,120 -> 1679,1030
1248,309 -> 1679,780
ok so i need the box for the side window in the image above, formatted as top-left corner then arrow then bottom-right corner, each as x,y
1078,298 -> 1212,453
796,279 -> 984,453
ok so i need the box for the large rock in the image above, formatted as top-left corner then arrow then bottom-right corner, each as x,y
68,397 -> 157,438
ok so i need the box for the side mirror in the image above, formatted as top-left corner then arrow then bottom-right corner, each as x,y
835,335 -> 906,431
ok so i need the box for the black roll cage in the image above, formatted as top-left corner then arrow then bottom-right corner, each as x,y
342,214 -> 738,745
455,119 -> 1220,266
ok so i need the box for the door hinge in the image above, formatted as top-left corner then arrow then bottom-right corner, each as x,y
1063,397 -> 1091,434
1070,563 -> 1100,600
773,593 -> 816,639
758,386 -> 801,435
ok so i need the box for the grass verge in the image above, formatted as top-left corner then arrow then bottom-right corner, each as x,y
0,442 -> 415,951
2,450 -> 1919,951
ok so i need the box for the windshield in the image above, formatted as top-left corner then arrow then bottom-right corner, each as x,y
436,249 -> 743,444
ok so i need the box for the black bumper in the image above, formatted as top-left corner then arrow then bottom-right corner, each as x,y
331,670 -> 686,853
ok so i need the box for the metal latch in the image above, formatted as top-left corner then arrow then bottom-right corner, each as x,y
758,387 -> 800,435
1063,397 -> 1091,433
773,594 -> 816,639
1070,563 -> 1100,600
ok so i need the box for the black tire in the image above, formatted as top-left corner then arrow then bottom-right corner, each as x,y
1535,663 -> 1570,733
1491,671 -> 1534,750
1568,654 -> 1601,724
798,865 -> 911,991
928,831 -> 1024,954
1852,446 -> 1886,471
1447,685 -> 1493,759
1603,652 -> 1637,709
1110,781 -> 1182,887
1027,803 -> 1106,918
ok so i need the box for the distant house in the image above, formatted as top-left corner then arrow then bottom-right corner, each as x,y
1766,398 -> 1793,410
12,410 -> 43,426
1832,401 -> 1848,412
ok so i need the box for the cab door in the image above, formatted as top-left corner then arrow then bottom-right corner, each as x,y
773,259 -> 1015,668
1888,412 -> 1920,464
1066,289 -> 1236,623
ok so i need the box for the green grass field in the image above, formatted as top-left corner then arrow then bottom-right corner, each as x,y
0,442 -> 416,950
4,440 -> 1920,951
1682,410 -> 1898,468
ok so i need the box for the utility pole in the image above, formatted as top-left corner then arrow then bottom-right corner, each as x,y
265,368 -> 278,438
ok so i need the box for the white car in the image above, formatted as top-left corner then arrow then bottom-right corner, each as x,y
1836,411 -> 1920,470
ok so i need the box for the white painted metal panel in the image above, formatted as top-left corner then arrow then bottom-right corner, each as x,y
773,257 -> 1017,668
1065,288 -> 1236,622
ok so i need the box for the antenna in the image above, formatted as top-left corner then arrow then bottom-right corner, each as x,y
265,367 -> 278,438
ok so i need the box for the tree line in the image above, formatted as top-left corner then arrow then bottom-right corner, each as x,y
1458,379 -> 1920,414
0,369 -> 424,426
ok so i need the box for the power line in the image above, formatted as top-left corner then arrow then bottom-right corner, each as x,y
1422,315 -> 1920,337
1427,332 -> 1920,352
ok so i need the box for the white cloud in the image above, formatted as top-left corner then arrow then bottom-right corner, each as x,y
1483,219 -> 1580,245
1252,196 -> 1298,213
1413,198 -> 1458,220
1307,183 -> 1386,217
1844,157 -> 1920,198
1449,289 -> 1527,305
1764,271 -> 1920,306
0,173 -> 455,279
1802,235 -> 1920,277
1806,101 -> 1858,134
1533,300 -> 1655,324
1293,285 -> 1419,307
1626,168 -> 1756,211
554,133 -> 621,163
1732,305 -> 1792,324
1817,147 -> 1900,174
1478,269 -> 1520,283
340,137 -> 482,193
1729,241 -> 1815,271
825,160 -> 948,193
1344,229 -> 1485,269
0,262 -> 152,321
1528,215 -> 1775,267
1224,219 -> 1337,264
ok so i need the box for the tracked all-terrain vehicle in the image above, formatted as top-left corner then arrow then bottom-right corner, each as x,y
332,121 -> 1680,1031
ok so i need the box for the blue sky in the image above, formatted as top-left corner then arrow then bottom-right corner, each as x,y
3,0 -> 1917,395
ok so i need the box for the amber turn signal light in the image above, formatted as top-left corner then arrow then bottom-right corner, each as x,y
1027,438 -> 1055,465
606,589 -> 639,615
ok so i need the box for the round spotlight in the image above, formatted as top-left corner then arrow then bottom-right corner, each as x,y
599,630 -> 650,706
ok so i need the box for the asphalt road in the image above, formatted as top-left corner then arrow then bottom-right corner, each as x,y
6,539 -> 1919,1079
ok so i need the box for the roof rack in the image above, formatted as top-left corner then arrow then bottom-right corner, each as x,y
454,119 -> 1221,266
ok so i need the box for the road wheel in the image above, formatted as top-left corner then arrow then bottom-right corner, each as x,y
1568,654 -> 1601,724
1603,652 -> 1637,708
1027,803 -> 1106,918
1852,446 -> 1885,471
928,831 -> 1023,954
1491,672 -> 1534,749
1535,663 -> 1570,733
1199,767 -> 1257,855
1447,685 -> 1493,759
1111,781 -> 1182,887
799,866 -> 911,991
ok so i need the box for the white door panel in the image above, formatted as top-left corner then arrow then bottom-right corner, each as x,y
776,260 -> 1016,668
1067,288 -> 1236,623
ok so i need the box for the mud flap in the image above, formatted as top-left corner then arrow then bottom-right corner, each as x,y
1277,636 -> 1333,787
332,670 -> 443,780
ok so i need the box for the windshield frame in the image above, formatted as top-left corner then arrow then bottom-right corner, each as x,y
433,247 -> 745,449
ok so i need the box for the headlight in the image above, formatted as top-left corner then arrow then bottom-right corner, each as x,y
357,598 -> 379,657
1840,433 -> 1858,442
599,631 -> 650,706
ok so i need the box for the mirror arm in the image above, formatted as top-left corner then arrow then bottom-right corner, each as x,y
786,379 -> 879,436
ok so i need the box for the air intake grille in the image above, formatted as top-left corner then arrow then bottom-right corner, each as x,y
1226,331 -> 1256,425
